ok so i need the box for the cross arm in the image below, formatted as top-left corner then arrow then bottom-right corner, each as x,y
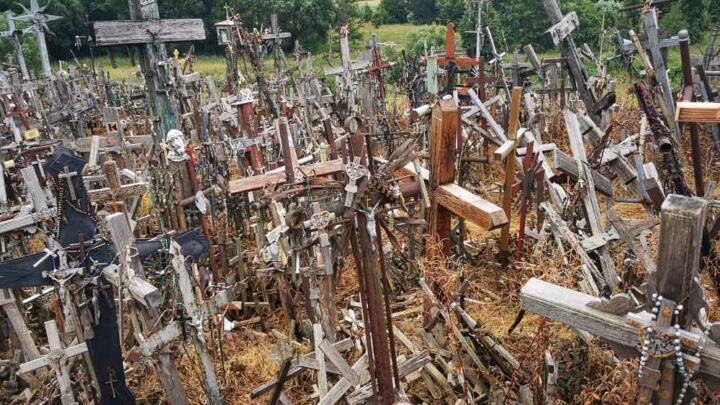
396,163 -> 508,230
93,19 -> 206,47
521,278 -> 720,381
228,159 -> 344,194
18,342 -> 88,374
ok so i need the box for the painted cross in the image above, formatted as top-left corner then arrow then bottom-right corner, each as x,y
12,0 -> 62,78
521,195 -> 720,404
58,165 -> 79,201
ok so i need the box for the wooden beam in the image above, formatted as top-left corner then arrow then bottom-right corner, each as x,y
676,101 -> 720,123
229,159 -> 344,194
93,19 -> 206,46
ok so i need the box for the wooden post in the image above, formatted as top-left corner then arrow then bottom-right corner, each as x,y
498,87 -> 523,259
427,98 -> 459,258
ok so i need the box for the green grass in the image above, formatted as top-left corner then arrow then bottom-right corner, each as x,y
357,22 -> 432,49
358,0 -> 380,8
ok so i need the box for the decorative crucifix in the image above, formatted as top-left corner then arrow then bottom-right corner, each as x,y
521,194 -> 720,404
12,0 -> 62,78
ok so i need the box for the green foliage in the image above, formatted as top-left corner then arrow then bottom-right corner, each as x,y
405,24 -> 448,56
410,0 -> 438,24
371,6 -> 389,27
437,0 -> 467,25
380,0 -> 409,23
359,4 -> 374,22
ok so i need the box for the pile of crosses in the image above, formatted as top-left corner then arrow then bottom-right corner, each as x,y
0,0 -> 719,403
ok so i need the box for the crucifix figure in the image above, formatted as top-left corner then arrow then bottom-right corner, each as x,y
12,0 -> 62,78
521,194 -> 720,404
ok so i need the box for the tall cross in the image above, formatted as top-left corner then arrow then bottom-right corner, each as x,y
12,0 -> 62,78
0,12 -> 31,79
92,0 -> 206,141
262,13 -> 291,90
521,195 -> 720,404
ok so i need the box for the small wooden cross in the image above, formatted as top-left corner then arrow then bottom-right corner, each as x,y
58,165 -> 79,201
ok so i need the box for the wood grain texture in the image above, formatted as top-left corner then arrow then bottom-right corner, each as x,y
93,19 -> 206,46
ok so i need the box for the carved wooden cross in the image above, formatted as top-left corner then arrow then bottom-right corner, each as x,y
521,195 -> 720,404
18,320 -> 88,405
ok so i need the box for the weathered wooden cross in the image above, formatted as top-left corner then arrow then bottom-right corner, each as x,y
92,0 -> 206,137
541,0 -> 599,122
521,194 -> 720,404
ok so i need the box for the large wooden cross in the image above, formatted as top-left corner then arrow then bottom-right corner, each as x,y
521,194 -> 720,404
92,0 -> 206,137
398,98 -> 508,258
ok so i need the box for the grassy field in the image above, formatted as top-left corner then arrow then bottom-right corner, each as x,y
358,0 -> 381,7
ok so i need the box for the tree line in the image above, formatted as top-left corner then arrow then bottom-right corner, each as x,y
0,0 -> 719,68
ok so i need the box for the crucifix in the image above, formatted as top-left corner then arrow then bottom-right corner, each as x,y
521,194 -> 720,404
0,12 -> 31,80
541,0 -> 600,122
12,0 -> 62,78
323,26 -> 368,115
92,0 -> 206,141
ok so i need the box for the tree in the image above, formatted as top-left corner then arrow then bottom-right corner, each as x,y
380,0 -> 409,23
438,0 -> 466,25
0,11 -> 40,72
411,0 -> 438,24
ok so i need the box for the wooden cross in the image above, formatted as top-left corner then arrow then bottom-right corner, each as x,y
521,195 -> 720,404
398,98 -> 508,258
93,0 -> 206,137
323,26 -> 368,113
541,0 -> 599,121
12,0 -> 62,78
18,320 -> 88,405
58,165 -> 79,201
262,13 -> 291,76
104,212 -> 189,405
563,110 -> 619,292
0,12 -> 31,79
